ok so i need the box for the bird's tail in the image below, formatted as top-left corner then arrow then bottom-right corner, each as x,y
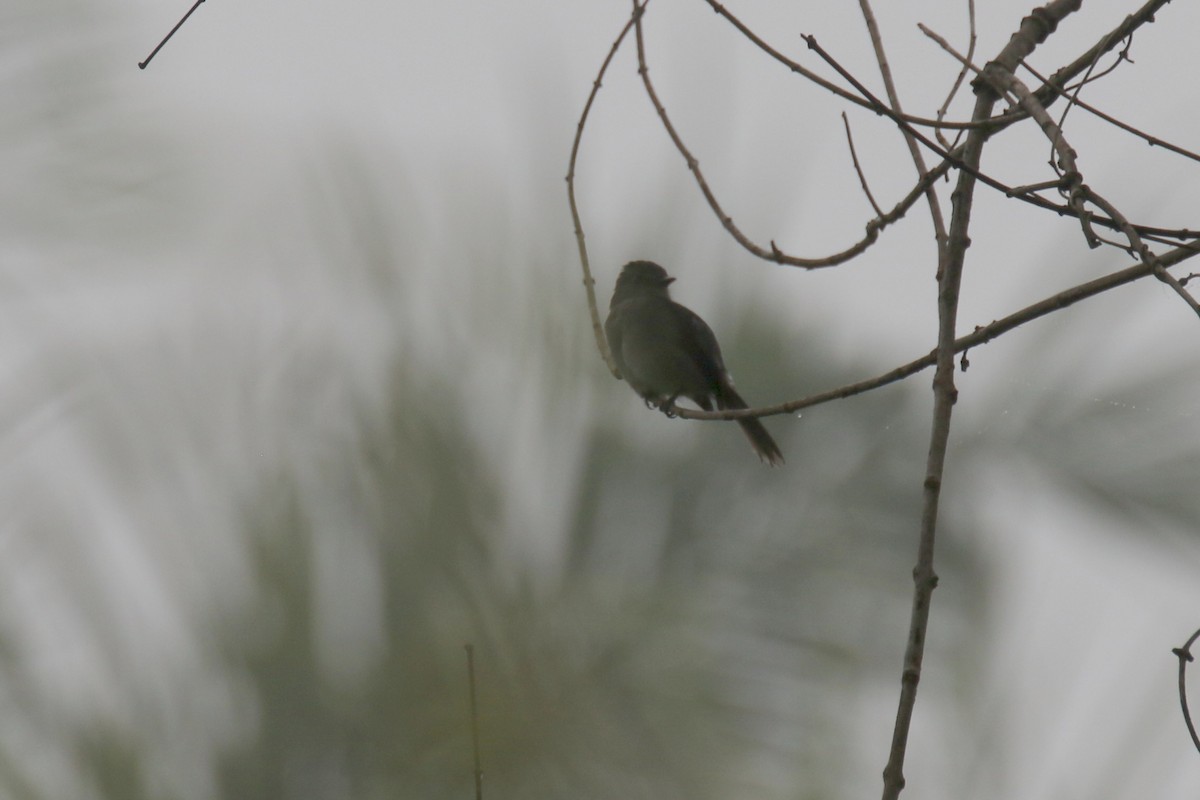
717,384 -> 785,466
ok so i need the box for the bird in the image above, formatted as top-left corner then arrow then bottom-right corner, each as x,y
605,260 -> 784,466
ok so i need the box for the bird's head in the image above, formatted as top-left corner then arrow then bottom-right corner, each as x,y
613,260 -> 675,301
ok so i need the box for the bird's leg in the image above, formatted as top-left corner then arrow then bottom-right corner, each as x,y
657,394 -> 680,418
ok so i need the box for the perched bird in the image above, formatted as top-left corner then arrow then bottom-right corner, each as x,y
605,260 -> 784,466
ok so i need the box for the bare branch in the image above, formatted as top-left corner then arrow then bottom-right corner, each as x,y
674,238 -> 1200,424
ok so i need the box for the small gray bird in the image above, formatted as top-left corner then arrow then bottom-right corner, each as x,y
605,260 -> 784,466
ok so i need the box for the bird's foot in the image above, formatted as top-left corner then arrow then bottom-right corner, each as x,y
640,395 -> 679,417
657,396 -> 680,418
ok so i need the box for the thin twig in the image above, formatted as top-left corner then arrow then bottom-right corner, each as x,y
1173,628 -> 1200,755
799,37 -> 1014,198
1061,33 -> 1135,87
932,0 -> 977,151
566,5 -> 644,377
631,1 -> 885,268
858,0 -> 949,261
1006,177 -> 1071,197
138,0 -> 207,69
1020,61 -> 1200,164
465,644 -> 484,800
919,23 -> 987,84
1032,0 -> 1171,110
1086,190 -> 1200,318
842,113 -> 884,216
1050,33 -> 1108,139
701,0 -> 1016,132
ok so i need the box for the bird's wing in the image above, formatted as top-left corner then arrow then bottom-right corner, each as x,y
604,309 -> 626,378
673,302 -> 728,389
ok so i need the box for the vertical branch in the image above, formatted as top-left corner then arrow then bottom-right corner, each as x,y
880,86 -> 987,800
857,2 -> 950,796
465,644 -> 484,800
880,4 -> 1084,798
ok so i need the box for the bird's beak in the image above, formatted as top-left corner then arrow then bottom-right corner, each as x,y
663,277 -> 676,286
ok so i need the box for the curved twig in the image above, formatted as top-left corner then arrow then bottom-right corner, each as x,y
1173,628 -> 1200,755
932,0 -> 977,151
567,5 -> 644,376
631,1 -> 914,268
